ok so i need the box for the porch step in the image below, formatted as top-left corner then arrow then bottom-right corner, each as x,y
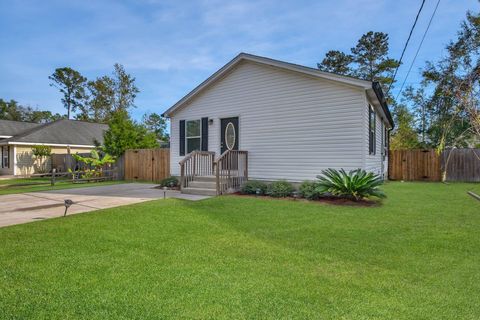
181,187 -> 217,196
193,176 -> 216,182
188,181 -> 216,189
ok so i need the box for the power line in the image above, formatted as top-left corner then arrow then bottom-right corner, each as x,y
387,0 -> 426,94
395,0 -> 441,100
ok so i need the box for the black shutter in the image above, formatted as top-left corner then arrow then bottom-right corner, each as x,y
179,120 -> 185,156
368,106 -> 372,154
368,106 -> 376,155
201,117 -> 208,151
373,111 -> 376,155
7,146 -> 9,168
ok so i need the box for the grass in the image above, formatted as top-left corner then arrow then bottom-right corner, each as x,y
0,182 -> 479,319
0,177 -> 124,195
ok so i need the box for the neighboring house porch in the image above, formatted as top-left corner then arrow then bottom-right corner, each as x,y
0,119 -> 107,176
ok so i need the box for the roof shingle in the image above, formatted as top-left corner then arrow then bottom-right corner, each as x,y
1,119 -> 108,146
0,119 -> 41,136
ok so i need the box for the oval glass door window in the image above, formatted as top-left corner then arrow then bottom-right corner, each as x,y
225,122 -> 236,150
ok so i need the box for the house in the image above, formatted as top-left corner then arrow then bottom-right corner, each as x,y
163,53 -> 394,195
0,119 -> 108,176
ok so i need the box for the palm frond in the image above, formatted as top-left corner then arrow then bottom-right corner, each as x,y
316,168 -> 386,201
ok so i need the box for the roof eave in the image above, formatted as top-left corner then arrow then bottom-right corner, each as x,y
371,82 -> 394,129
0,141 -> 96,148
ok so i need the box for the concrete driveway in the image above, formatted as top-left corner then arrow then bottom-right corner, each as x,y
0,183 -> 209,228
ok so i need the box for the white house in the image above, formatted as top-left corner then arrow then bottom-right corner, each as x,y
163,53 -> 393,195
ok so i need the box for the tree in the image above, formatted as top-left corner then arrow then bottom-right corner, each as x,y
31,145 -> 52,173
447,10 -> 480,146
77,76 -> 115,122
402,9 -> 480,151
0,99 -> 23,121
317,31 -> 400,96
102,110 -> 158,157
75,64 -> 138,122
402,86 -> 430,145
28,110 -> 64,123
0,98 -> 63,123
350,32 -> 400,86
112,63 -> 139,112
389,104 -> 421,150
49,67 -> 87,119
317,50 -> 353,74
142,113 -> 169,141
71,150 -> 116,178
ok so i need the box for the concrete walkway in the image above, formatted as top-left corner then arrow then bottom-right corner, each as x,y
0,183 -> 210,228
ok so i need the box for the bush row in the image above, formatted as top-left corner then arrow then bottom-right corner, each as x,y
241,169 -> 386,201
241,180 -> 294,197
159,176 -> 179,188
160,169 -> 386,201
241,180 -> 316,198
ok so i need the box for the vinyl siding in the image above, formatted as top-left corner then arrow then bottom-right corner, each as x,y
170,60 -> 367,182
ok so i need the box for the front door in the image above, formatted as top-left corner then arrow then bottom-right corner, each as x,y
220,117 -> 239,154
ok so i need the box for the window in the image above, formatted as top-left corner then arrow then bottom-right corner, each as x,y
186,120 -> 201,154
1,146 -> 9,168
368,105 -> 376,155
225,122 -> 236,150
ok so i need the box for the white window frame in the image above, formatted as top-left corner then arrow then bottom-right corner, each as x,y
185,119 -> 201,154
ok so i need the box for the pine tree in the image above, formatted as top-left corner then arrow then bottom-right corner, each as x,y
49,67 -> 87,119
317,31 -> 399,94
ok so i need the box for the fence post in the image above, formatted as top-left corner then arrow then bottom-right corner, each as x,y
51,168 -> 56,186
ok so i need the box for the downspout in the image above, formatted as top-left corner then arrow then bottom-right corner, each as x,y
386,127 -> 393,180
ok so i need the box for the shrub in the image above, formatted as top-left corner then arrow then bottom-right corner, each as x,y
31,145 -> 52,173
160,176 -> 179,188
267,180 -> 294,198
315,168 -> 386,201
72,150 -> 116,178
299,181 -> 320,200
241,180 -> 268,195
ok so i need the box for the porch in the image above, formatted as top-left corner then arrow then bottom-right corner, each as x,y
179,150 -> 248,196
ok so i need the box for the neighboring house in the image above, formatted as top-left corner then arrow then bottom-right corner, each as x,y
0,119 -> 108,176
163,53 -> 394,195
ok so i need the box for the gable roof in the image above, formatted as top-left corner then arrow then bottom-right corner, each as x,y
0,119 -> 41,137
0,119 -> 108,147
162,53 -> 394,128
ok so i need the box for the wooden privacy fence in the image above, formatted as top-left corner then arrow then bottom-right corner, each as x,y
442,149 -> 480,182
389,148 -> 480,182
389,149 -> 441,181
124,148 -> 170,182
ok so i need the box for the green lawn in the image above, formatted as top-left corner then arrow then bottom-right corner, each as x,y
0,177 -> 124,195
0,182 -> 479,319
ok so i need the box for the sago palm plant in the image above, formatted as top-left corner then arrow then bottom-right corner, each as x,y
315,168 -> 386,201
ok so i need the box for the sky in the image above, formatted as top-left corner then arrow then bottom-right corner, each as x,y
0,0 -> 478,120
